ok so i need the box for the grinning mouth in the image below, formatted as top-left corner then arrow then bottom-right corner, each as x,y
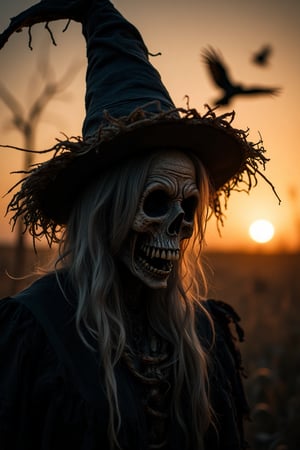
135,241 -> 180,278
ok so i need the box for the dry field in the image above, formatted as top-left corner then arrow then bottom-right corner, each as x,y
206,252 -> 300,450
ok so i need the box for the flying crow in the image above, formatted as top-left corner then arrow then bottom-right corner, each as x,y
202,47 -> 280,106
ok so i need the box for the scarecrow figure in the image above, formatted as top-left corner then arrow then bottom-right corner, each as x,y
0,1 -> 277,449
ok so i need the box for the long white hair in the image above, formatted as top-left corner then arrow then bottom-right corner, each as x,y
56,149 -> 214,449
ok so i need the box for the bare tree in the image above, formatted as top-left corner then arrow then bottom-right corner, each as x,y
0,48 -> 82,291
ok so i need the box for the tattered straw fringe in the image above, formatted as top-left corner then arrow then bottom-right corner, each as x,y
2,105 -> 280,247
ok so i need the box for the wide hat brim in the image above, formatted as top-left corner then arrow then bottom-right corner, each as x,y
37,111 -> 248,225
7,105 -> 274,245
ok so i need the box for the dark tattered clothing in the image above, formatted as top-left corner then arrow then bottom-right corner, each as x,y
0,273 -> 249,449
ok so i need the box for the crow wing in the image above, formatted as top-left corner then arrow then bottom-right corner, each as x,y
202,47 -> 235,91
241,86 -> 281,96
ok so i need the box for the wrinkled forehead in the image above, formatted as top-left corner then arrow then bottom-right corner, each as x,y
147,150 -> 197,184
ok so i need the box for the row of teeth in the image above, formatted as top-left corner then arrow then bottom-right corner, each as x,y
138,256 -> 172,276
141,245 -> 180,261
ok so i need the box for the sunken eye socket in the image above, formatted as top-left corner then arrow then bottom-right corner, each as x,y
143,189 -> 169,217
182,196 -> 198,222
143,189 -> 198,220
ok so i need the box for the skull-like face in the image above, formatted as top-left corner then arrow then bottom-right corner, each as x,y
120,150 -> 199,289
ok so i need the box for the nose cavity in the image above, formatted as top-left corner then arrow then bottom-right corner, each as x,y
168,212 -> 184,236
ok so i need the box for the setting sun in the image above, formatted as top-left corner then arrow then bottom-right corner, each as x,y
249,219 -> 275,244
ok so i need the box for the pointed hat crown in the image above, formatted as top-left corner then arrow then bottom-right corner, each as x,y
81,0 -> 176,137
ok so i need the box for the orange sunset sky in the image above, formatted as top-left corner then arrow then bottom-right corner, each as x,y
1,0 -> 300,253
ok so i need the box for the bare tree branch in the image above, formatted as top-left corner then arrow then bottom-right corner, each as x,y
0,82 -> 26,133
28,61 -> 83,127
